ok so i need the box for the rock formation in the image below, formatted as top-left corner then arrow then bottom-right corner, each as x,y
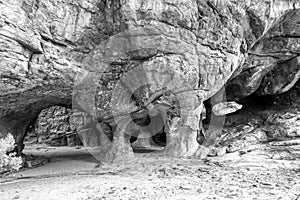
25,106 -> 83,146
0,0 -> 300,162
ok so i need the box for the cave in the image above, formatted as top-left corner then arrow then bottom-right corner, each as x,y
1,1 -> 300,198
21,104 -> 169,166
1,0 -> 299,163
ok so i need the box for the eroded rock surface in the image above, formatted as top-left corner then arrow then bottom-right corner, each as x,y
209,89 -> 300,161
1,0 -> 300,160
0,0 -> 103,154
25,106 -> 83,146
227,8 -> 300,100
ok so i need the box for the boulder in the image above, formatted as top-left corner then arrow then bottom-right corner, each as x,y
212,102 -> 243,116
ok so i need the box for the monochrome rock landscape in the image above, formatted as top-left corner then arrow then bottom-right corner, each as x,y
0,0 -> 300,199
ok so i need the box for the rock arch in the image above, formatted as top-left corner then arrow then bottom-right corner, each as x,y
0,86 -> 73,155
1,0 -> 300,162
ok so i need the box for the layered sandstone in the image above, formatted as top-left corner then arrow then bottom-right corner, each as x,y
0,0 -> 300,161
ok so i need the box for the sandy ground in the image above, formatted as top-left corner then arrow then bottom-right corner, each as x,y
1,145 -> 300,200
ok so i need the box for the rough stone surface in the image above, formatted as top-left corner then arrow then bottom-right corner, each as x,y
25,106 -> 83,146
0,0 -> 102,154
211,92 -> 300,160
1,0 -> 300,159
226,7 -> 300,100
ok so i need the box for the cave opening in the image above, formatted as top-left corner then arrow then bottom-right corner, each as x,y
219,79 -> 300,132
21,103 -> 169,168
130,112 -> 167,153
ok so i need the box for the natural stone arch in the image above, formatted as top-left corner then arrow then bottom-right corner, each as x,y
0,86 -> 73,156
74,53 -> 207,162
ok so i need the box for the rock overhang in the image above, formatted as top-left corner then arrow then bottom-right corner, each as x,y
1,0 -> 300,158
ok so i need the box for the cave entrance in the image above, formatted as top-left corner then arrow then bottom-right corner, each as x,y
22,105 -> 167,169
130,112 -> 167,154
21,106 -> 102,170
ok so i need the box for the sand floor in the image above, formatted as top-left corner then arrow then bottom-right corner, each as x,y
1,145 -> 300,200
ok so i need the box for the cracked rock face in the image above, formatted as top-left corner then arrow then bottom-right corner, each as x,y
0,0 -> 105,153
226,8 -> 300,100
25,106 -> 83,147
1,0 -> 300,159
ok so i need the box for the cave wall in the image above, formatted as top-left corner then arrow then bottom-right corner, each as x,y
24,105 -> 105,147
0,0 -> 107,153
226,7 -> 300,100
25,106 -> 82,146
1,0 -> 300,158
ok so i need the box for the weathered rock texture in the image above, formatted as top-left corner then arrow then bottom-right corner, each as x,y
25,106 -> 82,146
0,0 -> 101,154
1,0 -> 300,161
212,90 -> 300,161
227,4 -> 300,99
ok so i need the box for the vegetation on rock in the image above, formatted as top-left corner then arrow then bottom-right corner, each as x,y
0,133 -> 22,174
